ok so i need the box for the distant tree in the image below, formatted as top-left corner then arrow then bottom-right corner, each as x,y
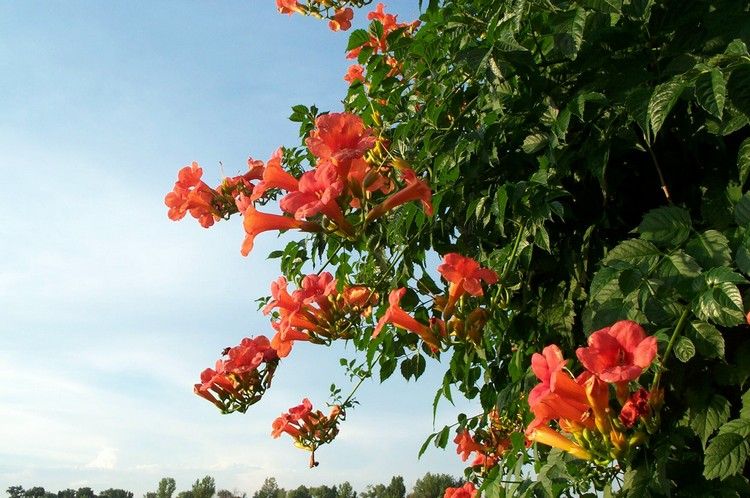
75,488 -> 96,498
309,486 -> 336,498
175,492 -> 192,498
408,473 -> 460,498
285,487 -> 311,498
58,490 -> 75,498
99,490 -> 133,498
360,477 -> 405,498
24,488 -> 46,498
252,478 -> 283,498
335,483 -> 355,498
157,478 -> 176,498
145,493 -> 157,498
7,487 -> 25,498
384,477 -> 405,498
44,493 -> 57,498
358,485 -> 384,498
191,477 -> 215,498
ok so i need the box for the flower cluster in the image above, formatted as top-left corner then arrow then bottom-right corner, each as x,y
275,0 -> 370,32
166,112 -> 434,255
164,161 -> 260,228
263,271 -> 377,357
443,483 -> 477,498
374,253 -> 498,353
272,398 -> 343,467
454,410 -> 521,474
194,336 -> 279,413
241,112 -> 432,255
345,3 -> 421,84
525,320 -> 660,465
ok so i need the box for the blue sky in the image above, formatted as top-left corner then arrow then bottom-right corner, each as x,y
0,1 -> 475,495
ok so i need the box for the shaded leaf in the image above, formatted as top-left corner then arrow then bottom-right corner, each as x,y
690,394 -> 731,447
735,192 -> 750,226
638,206 -> 692,245
685,230 -> 731,269
693,282 -> 745,327
688,321 -> 725,359
695,68 -> 726,119
649,78 -> 687,137
739,138 -> 750,187
704,432 -> 750,480
675,335 -> 696,363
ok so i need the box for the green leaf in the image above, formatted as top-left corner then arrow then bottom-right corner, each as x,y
726,39 -> 749,57
436,425 -> 451,448
735,192 -> 750,226
718,418 -> 750,437
675,335 -> 696,363
417,432 -> 436,458
400,356 -> 414,381
413,354 -> 426,379
695,68 -> 727,119
703,267 -> 748,286
690,394 -> 731,447
688,321 -> 725,359
742,390 -> 750,420
649,77 -> 687,137
693,282 -> 745,327
685,230 -> 731,269
637,206 -> 692,245
623,465 -> 652,498
604,239 -> 661,268
346,29 -> 370,51
579,0 -> 622,13
728,64 -> 750,117
739,138 -> 750,187
379,356 -> 397,382
522,132 -> 548,154
703,432 -> 750,480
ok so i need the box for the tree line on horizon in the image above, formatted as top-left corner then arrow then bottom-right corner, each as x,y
6,472 -> 461,498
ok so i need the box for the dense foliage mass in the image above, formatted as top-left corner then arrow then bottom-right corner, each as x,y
166,0 -> 750,496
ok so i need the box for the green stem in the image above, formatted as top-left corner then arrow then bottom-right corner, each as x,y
341,353 -> 379,409
652,307 -> 691,388
501,221 -> 527,281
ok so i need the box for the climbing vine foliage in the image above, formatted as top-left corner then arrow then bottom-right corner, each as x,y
166,1 -> 750,496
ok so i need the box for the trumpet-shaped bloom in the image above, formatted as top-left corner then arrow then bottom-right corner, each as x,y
527,426 -> 591,461
276,0 -> 302,15
280,162 -> 345,220
250,148 -> 299,201
576,320 -> 657,383
374,288 -> 440,350
306,113 -> 376,166
366,168 -> 433,221
328,8 -> 353,31
224,336 -> 278,373
165,162 -> 219,227
528,345 -> 567,407
619,388 -> 650,428
443,483 -> 477,498
241,204 -> 319,256
454,430 -> 485,462
263,277 -> 301,315
437,253 -> 498,316
271,327 -> 310,358
344,64 -> 365,84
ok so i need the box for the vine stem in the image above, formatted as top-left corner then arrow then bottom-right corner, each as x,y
341,352 -> 381,409
501,221 -> 527,281
636,128 -> 672,204
652,307 -> 691,389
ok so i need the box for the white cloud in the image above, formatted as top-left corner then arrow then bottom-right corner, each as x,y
85,448 -> 118,470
